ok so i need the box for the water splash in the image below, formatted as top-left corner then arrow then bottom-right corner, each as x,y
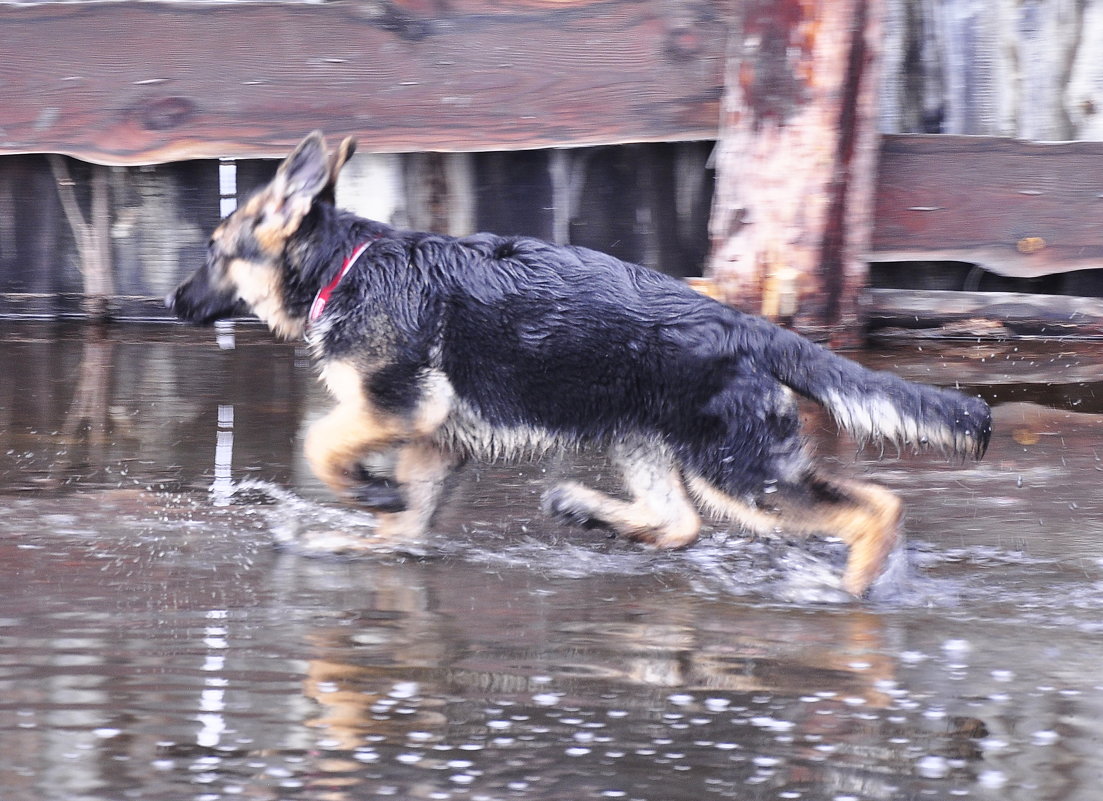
230,479 -> 427,558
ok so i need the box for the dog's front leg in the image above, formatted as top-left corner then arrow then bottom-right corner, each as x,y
304,400 -> 407,500
372,439 -> 460,541
306,361 -> 456,506
304,406 -> 458,544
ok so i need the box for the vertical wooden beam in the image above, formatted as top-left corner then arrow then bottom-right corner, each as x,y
706,0 -> 884,344
405,153 -> 476,236
88,166 -> 115,310
548,150 -> 574,245
48,157 -> 116,319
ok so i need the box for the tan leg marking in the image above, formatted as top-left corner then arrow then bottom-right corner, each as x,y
546,442 -> 701,549
305,360 -> 454,496
687,472 -> 903,597
304,402 -> 407,495
373,440 -> 459,542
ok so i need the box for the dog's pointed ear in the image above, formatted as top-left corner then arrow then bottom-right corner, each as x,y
330,136 -> 357,183
318,135 -> 358,206
266,131 -> 331,226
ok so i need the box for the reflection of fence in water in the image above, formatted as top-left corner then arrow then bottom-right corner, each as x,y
46,336 -> 118,488
0,325 -> 303,493
61,337 -> 115,445
212,403 -> 234,507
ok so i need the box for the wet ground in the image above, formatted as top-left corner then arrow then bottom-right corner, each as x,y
2,321 -> 1103,801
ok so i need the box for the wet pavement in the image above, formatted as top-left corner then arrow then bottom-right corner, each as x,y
1,321 -> 1103,801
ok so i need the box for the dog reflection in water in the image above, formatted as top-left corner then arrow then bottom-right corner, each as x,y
169,132 -> 991,597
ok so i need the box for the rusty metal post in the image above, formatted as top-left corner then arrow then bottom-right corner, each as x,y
706,0 -> 884,345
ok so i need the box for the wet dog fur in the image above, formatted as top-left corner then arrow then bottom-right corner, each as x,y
170,132 -> 992,596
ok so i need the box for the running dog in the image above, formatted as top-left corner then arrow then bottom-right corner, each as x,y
169,131 -> 991,596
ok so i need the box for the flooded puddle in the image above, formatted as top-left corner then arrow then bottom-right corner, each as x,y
2,321 -> 1102,801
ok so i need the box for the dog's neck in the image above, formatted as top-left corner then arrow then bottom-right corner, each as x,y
283,206 -> 392,327
308,237 -> 380,324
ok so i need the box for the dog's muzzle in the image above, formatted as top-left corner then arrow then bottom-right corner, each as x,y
167,274 -> 244,325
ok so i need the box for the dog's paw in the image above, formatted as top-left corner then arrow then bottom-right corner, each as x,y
541,485 -> 608,531
351,471 -> 407,513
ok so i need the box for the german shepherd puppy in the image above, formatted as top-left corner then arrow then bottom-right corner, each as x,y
170,132 -> 991,596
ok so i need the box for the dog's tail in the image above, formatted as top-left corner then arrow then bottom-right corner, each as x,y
763,326 -> 991,459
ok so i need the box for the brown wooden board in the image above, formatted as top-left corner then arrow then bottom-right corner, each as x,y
1,0 -> 729,166
872,135 -> 1103,279
867,288 -> 1103,338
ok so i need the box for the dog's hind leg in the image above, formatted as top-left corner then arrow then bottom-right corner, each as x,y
686,471 -> 903,597
542,440 -> 701,549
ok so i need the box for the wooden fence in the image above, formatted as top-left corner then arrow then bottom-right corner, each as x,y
4,0 -> 1103,336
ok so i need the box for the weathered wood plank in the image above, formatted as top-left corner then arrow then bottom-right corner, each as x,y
706,0 -> 884,345
0,0 -> 729,166
871,135 -> 1103,279
854,337 -> 1103,388
867,288 -> 1103,338
0,293 -> 175,322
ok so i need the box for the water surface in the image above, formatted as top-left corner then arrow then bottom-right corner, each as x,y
1,322 -> 1101,801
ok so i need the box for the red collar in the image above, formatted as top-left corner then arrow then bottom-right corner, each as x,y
308,239 -> 375,324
